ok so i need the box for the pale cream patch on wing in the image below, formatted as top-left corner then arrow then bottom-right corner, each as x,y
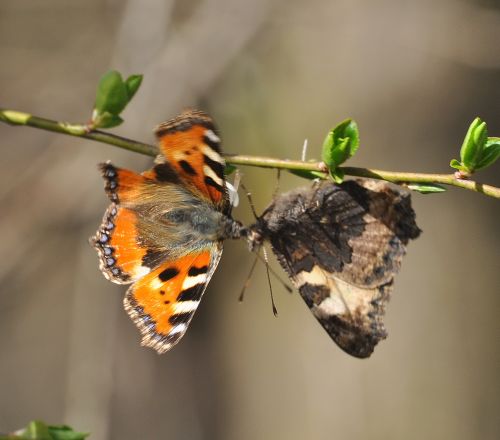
172,300 -> 200,314
204,129 -> 221,143
150,277 -> 165,290
182,273 -> 207,290
132,265 -> 151,279
202,145 -> 224,164
315,296 -> 348,316
171,150 -> 186,162
295,265 -> 326,287
295,265 -> 377,319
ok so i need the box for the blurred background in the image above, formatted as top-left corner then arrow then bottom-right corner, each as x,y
0,0 -> 499,439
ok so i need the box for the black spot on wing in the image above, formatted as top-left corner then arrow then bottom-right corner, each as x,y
188,265 -> 208,276
204,176 -> 223,193
179,160 -> 197,176
153,163 -> 181,183
169,312 -> 193,325
177,284 -> 204,302
159,267 -> 180,282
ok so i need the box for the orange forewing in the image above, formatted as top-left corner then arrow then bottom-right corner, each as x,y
100,162 -> 147,204
157,124 -> 226,206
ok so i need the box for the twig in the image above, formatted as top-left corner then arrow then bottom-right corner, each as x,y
1,108 -> 499,198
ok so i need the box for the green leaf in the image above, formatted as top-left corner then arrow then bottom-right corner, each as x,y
92,112 -> 124,129
94,70 -> 129,116
224,164 -> 237,175
459,117 -> 488,172
407,183 -> 447,194
91,71 -> 143,129
47,426 -> 89,440
21,421 -> 52,440
486,136 -> 500,143
329,168 -> 344,184
321,119 -> 359,171
475,137 -> 500,170
9,423 -> 89,440
124,74 -> 143,100
288,169 -> 326,180
449,158 -> 467,172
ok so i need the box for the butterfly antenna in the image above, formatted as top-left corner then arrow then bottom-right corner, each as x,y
272,169 -> 281,199
255,252 -> 292,293
240,182 -> 258,219
238,253 -> 259,302
262,246 -> 278,316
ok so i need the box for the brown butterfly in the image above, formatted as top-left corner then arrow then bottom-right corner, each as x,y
246,179 -> 421,357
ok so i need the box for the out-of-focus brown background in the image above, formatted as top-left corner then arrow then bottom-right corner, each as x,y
1,1 -> 499,439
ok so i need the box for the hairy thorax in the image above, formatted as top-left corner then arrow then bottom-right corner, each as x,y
165,206 -> 245,242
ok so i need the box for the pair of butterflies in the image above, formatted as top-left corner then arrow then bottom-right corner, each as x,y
92,110 -> 420,358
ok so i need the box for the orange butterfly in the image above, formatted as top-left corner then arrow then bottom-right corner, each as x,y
91,110 -> 245,353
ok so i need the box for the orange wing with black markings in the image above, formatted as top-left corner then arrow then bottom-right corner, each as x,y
99,161 -> 148,205
91,163 -> 153,284
91,110 -> 240,354
92,204 -> 149,284
92,161 -> 222,350
154,109 -> 228,209
123,249 -> 221,353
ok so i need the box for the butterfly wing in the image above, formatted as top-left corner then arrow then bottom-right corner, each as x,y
92,203 -> 149,284
124,247 -> 222,353
91,163 -> 159,284
258,180 -> 420,358
154,109 -> 228,211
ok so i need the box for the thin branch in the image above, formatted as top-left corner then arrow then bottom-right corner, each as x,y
0,109 -> 157,156
1,108 -> 499,199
